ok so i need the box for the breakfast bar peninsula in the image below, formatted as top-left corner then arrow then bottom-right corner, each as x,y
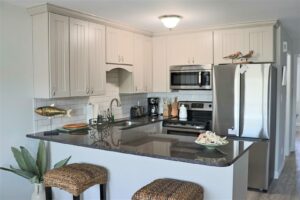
27,119 -> 253,200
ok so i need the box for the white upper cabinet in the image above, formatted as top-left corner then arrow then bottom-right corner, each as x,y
143,37 -> 153,92
167,31 -> 213,66
134,34 -> 153,93
153,36 -> 168,92
193,32 -> 214,64
247,26 -> 274,62
70,18 -> 89,96
119,34 -> 153,93
70,19 -> 106,97
133,34 -> 145,93
88,22 -> 106,96
106,27 -> 134,65
214,25 -> 274,64
32,12 -> 70,98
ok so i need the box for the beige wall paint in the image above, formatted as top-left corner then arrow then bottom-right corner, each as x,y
0,2 -> 36,199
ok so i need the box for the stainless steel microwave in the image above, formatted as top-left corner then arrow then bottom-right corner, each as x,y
170,65 -> 212,90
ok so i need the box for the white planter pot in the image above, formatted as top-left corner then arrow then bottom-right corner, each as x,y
31,183 -> 46,200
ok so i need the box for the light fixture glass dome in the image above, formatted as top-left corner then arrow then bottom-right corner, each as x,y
159,15 -> 182,29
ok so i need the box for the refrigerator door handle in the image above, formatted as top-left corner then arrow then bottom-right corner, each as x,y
233,66 -> 240,136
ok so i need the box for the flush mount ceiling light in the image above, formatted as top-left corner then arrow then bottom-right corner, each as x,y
159,15 -> 182,29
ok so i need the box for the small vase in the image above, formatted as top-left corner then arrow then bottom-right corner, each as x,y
31,183 -> 46,200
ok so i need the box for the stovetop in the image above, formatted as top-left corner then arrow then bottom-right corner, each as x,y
163,118 -> 207,125
163,118 -> 211,130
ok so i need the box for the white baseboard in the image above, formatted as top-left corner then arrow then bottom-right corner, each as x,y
274,161 -> 285,179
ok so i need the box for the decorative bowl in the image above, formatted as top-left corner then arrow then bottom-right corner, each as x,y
195,140 -> 229,150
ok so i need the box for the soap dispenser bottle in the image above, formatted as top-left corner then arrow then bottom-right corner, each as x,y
179,104 -> 187,120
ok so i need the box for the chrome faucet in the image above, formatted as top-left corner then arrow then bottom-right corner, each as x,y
108,98 -> 121,121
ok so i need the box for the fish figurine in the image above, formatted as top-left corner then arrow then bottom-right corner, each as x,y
35,104 -> 72,117
239,50 -> 254,61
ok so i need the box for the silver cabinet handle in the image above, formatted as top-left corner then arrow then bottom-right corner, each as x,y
91,88 -> 94,94
52,90 -> 56,97
135,86 -> 137,92
86,88 -> 90,94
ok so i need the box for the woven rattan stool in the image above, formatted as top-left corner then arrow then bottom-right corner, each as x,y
132,178 -> 204,200
44,163 -> 107,200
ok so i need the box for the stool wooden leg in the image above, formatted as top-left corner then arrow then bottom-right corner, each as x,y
45,187 -> 52,200
100,184 -> 106,200
73,195 -> 80,200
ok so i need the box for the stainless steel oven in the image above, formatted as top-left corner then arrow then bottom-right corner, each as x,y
170,65 -> 212,90
162,101 -> 213,137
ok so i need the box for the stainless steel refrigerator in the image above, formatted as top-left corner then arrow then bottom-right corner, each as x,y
213,63 -> 277,191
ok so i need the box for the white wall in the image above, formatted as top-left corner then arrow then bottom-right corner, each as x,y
0,2 -> 37,200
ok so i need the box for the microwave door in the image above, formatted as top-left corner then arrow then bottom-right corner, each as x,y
170,72 -> 200,89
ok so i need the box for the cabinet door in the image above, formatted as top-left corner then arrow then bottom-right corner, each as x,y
214,29 -> 249,64
167,35 -> 190,66
193,31 -> 213,64
106,27 -> 133,65
89,22 -> 106,96
120,30 -> 134,65
49,13 -> 70,98
153,37 -> 168,92
247,26 -> 274,62
106,27 -> 119,64
144,37 -> 153,92
133,34 -> 145,92
70,18 -> 89,96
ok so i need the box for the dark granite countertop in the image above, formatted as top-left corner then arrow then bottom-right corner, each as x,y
27,116 -> 254,167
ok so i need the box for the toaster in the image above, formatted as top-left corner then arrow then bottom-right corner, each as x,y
130,106 -> 145,118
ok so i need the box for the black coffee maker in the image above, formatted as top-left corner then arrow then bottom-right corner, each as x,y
148,97 -> 159,116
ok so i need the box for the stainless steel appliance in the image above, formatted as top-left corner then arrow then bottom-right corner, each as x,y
130,106 -> 145,118
148,97 -> 159,116
170,65 -> 212,90
212,63 -> 277,191
163,101 -> 212,136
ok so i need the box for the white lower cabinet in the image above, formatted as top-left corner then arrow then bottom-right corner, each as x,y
70,18 -> 106,96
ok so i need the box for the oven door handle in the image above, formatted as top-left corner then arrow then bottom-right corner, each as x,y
199,72 -> 202,86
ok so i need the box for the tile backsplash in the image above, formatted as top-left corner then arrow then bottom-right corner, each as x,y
147,90 -> 213,114
33,70 -> 147,132
33,69 -> 212,132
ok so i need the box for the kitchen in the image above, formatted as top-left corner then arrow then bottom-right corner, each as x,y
1,0 -> 300,200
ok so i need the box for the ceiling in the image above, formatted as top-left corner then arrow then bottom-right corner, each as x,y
5,0 -> 300,40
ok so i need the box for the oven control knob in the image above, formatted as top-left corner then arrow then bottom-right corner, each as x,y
208,104 -> 212,108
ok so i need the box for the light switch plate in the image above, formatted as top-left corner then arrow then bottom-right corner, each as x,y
283,41 -> 288,53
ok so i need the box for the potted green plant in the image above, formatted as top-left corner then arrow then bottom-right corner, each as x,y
0,140 -> 71,200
